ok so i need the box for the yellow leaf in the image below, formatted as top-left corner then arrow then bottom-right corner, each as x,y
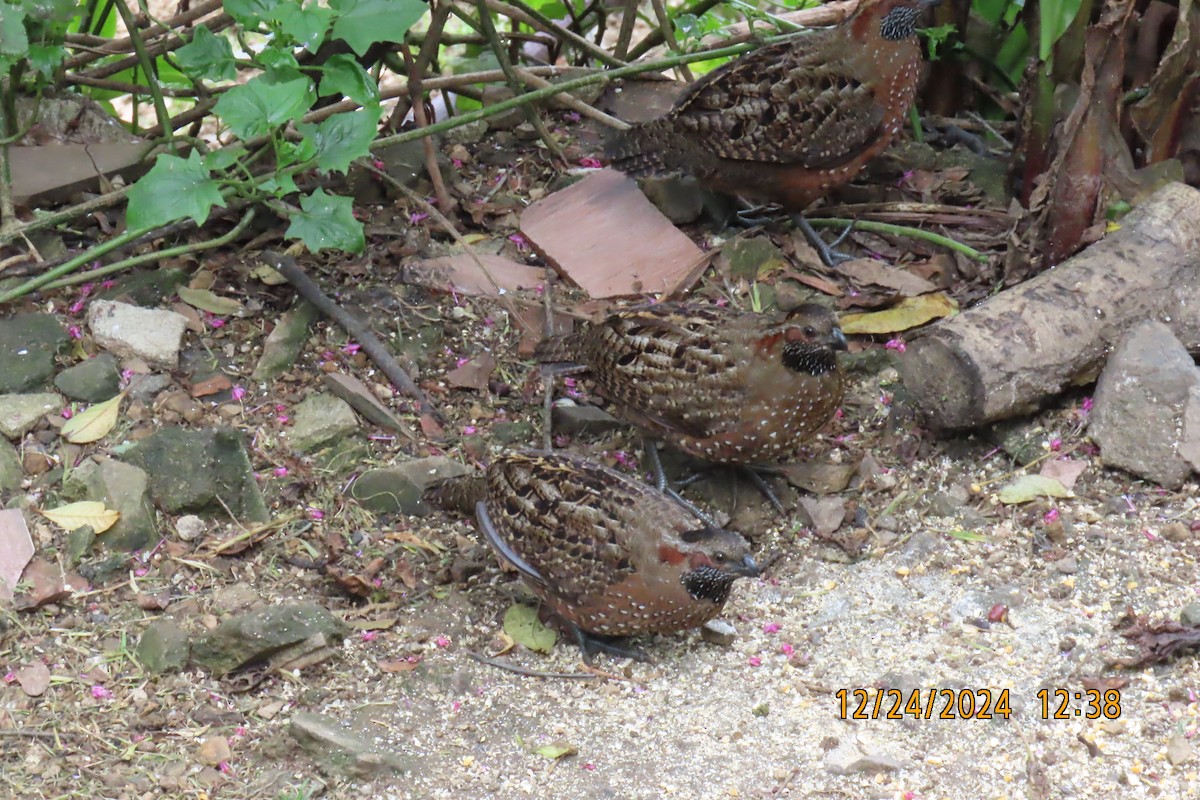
502,603 -> 556,654
40,501 -> 120,533
997,474 -> 1071,504
61,392 -> 125,444
177,286 -> 246,317
839,293 -> 959,335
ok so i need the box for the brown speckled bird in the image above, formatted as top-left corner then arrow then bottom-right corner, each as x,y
429,451 -> 758,661
608,0 -> 937,262
535,303 -> 847,479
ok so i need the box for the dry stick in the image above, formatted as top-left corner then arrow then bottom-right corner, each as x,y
64,74 -> 202,97
648,0 -> 692,81
415,0 -> 453,75
63,0 -> 225,69
111,0 -> 174,141
489,0 -> 626,68
76,15 -> 238,81
464,649 -> 599,679
259,249 -> 436,417
514,68 -> 629,129
541,268 -> 555,451
471,0 -> 564,160
400,45 -> 453,211
626,0 -> 723,60
613,0 -> 640,62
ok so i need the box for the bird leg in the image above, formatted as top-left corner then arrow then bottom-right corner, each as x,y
643,438 -> 721,527
792,215 -> 856,267
676,464 -> 788,515
572,624 -> 650,665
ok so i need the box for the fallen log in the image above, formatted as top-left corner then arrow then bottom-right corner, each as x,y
898,182 -> 1200,430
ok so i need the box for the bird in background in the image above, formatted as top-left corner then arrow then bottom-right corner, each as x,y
608,0 -> 939,265
535,302 -> 848,511
426,451 -> 759,663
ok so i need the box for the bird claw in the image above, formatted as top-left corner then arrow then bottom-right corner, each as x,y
677,465 -> 788,516
793,215 -> 856,267
732,204 -> 783,228
573,626 -> 650,665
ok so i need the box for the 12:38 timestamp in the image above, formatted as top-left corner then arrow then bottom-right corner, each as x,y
1037,688 -> 1122,720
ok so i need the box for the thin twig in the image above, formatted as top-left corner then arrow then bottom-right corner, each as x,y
259,250 -> 437,418
39,209 -> 257,291
613,0 -> 640,62
464,649 -> 598,679
804,217 -> 989,263
514,68 -> 629,130
491,0 -> 627,68
63,0 -> 225,69
400,44 -> 453,211
627,0 -> 724,60
64,74 -> 202,97
76,15 -> 238,81
471,0 -> 564,160
112,0 -> 174,140
649,0 -> 693,81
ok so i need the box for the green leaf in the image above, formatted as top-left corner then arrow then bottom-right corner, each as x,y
24,0 -> 78,25
947,529 -> 990,543
176,25 -> 237,82
259,47 -> 301,73
276,136 -> 318,169
225,0 -> 279,25
126,151 -> 226,229
0,3 -> 30,57
273,1 -> 334,52
317,54 -> 379,106
298,109 -> 378,175
259,173 -> 299,196
213,73 -> 314,139
27,43 -> 66,77
330,0 -> 427,57
204,145 -> 247,172
501,603 -> 556,654
286,189 -> 363,252
1038,0 -> 1084,62
997,474 -> 1070,505
533,740 -> 577,760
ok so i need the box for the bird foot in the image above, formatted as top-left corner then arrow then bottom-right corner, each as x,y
573,626 -> 650,665
732,204 -> 782,228
793,215 -> 856,267
677,465 -> 788,515
643,439 -> 720,526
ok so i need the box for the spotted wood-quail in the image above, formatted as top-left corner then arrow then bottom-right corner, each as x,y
608,0 -> 937,263
536,302 -> 847,475
427,451 -> 758,662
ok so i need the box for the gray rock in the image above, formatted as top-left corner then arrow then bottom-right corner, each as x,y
445,119 -> 487,145
1181,602 -> 1200,627
87,300 -> 188,368
491,421 -> 536,445
174,515 -> 206,542
0,438 -> 21,497
137,620 -> 190,674
0,393 -> 61,439
123,427 -> 268,521
127,373 -> 172,403
824,739 -> 905,775
1090,321 -> 1200,487
289,712 -> 412,779
54,354 -> 121,401
350,457 -> 472,515
723,237 -> 788,282
552,404 -> 622,438
66,525 -> 96,565
640,175 -> 704,224
253,301 -> 319,379
1181,384 -> 1200,473
700,619 -> 738,646
0,313 -> 69,393
192,603 -> 347,676
287,394 -> 359,453
62,459 -> 157,552
322,373 -> 414,438
97,269 -> 187,305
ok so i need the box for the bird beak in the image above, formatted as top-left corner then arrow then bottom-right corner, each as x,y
737,555 -> 760,578
830,328 -> 849,352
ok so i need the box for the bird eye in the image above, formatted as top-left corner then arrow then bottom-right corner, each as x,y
803,326 -> 816,337
714,552 -> 727,563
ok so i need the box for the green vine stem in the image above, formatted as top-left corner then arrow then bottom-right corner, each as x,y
111,0 -> 173,140
38,209 -> 256,291
805,217 -> 988,262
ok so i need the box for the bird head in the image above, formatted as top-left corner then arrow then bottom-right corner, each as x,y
767,303 -> 848,376
866,0 -> 941,42
675,527 -> 759,604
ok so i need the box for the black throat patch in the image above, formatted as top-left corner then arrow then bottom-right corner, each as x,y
782,343 -> 838,376
880,7 -> 920,41
682,566 -> 735,605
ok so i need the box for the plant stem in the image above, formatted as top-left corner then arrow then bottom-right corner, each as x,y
493,0 -> 627,68
111,0 -> 174,142
627,0 -> 724,61
804,217 -> 988,262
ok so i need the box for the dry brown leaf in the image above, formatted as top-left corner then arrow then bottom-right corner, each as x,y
14,662 -> 51,697
1040,458 -> 1088,491
0,509 -> 34,603
446,353 -> 497,391
177,286 -> 246,317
